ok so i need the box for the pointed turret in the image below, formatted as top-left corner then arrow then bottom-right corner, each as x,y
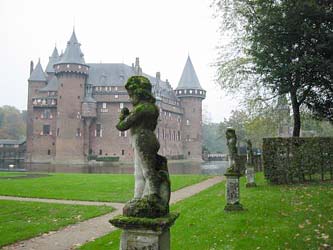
175,56 -> 205,99
177,56 -> 203,90
28,60 -> 47,82
57,29 -> 86,65
46,46 -> 60,73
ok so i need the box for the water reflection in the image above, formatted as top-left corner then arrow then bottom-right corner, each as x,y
1,161 -> 229,176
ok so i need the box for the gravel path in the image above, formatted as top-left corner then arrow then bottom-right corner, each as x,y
1,176 -> 224,250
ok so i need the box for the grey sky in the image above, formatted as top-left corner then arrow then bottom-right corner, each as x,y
0,0 -> 238,122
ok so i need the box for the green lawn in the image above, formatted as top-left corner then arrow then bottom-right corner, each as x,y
0,173 -> 209,202
80,173 -> 333,250
0,200 -> 113,248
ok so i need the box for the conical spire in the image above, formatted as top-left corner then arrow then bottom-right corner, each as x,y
57,29 -> 85,65
46,46 -> 60,73
176,56 -> 203,90
28,59 -> 47,82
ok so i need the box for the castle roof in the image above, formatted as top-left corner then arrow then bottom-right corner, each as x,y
39,76 -> 58,92
176,56 -> 203,90
87,63 -> 177,100
45,47 -> 60,73
28,60 -> 47,82
57,30 -> 86,65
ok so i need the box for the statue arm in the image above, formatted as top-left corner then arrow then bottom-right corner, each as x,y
116,110 -> 140,131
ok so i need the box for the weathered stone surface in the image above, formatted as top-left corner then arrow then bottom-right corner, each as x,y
110,213 -> 179,250
225,128 -> 243,211
116,76 -> 171,218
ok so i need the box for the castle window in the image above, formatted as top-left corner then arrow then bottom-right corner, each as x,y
102,103 -> 107,109
76,128 -> 81,137
190,90 -> 193,94
115,95 -> 119,99
186,120 -> 190,125
179,90 -> 182,94
43,125 -> 50,135
200,91 -> 203,95
115,87 -> 118,91
121,149 -> 125,156
188,151 -> 191,156
96,124 -> 102,137
77,96 -> 80,100
78,65 -> 82,69
67,64 -> 70,68
47,149 -> 51,155
61,83 -> 63,87
177,131 -> 181,141
173,131 -> 176,141
162,129 -> 165,139
57,128 -> 60,136
195,90 -> 198,94
99,149 -> 103,155
120,103 -> 124,109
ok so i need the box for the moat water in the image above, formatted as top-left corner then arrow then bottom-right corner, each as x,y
1,161 -> 229,175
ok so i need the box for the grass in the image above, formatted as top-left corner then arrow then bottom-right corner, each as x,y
0,200 -> 113,248
79,173 -> 333,250
0,173 -> 209,202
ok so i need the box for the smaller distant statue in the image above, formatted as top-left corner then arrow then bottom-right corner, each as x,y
246,140 -> 254,167
245,139 -> 257,187
225,128 -> 239,174
116,76 -> 170,218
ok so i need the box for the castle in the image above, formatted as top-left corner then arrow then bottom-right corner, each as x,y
26,31 -> 206,164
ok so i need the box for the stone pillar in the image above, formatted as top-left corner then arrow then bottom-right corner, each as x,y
110,213 -> 179,250
224,173 -> 243,211
245,167 -> 257,188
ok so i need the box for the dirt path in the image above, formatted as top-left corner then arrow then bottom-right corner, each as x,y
1,176 -> 224,250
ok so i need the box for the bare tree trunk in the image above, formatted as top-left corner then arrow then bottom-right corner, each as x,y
290,90 -> 301,137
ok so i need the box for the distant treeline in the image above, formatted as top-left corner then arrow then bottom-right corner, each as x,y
0,106 -> 26,140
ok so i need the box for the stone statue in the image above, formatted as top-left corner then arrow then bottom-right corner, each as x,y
225,127 -> 239,174
245,139 -> 257,187
116,76 -> 171,218
246,139 -> 254,167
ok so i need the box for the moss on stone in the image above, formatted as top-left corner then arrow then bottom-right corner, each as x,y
109,212 -> 179,231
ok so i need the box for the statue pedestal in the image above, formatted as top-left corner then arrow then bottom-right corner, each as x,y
224,172 -> 243,211
110,213 -> 179,250
245,167 -> 257,188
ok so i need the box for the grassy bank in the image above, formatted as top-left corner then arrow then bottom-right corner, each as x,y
80,173 -> 333,250
0,200 -> 113,248
0,173 -> 209,202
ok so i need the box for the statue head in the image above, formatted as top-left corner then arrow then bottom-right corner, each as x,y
125,76 -> 156,105
226,127 -> 237,141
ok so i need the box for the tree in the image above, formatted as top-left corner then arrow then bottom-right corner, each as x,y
203,123 -> 227,153
0,106 -> 26,139
213,0 -> 333,136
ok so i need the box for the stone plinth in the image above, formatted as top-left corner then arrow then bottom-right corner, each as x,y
224,172 -> 243,211
110,213 -> 179,250
245,167 -> 257,188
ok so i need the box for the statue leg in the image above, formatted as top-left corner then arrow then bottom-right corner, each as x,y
134,146 -> 145,199
140,154 -> 159,197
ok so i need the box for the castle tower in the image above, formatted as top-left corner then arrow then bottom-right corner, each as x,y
54,30 -> 89,163
175,56 -> 206,160
26,60 -> 47,162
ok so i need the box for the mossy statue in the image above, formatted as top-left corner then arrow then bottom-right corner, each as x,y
116,76 -> 171,218
225,128 -> 240,175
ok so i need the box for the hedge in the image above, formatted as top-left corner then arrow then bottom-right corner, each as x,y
263,137 -> 333,184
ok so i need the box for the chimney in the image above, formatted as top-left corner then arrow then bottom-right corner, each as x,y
30,60 -> 34,75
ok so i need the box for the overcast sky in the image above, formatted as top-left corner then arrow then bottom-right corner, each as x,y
0,0 -> 238,122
